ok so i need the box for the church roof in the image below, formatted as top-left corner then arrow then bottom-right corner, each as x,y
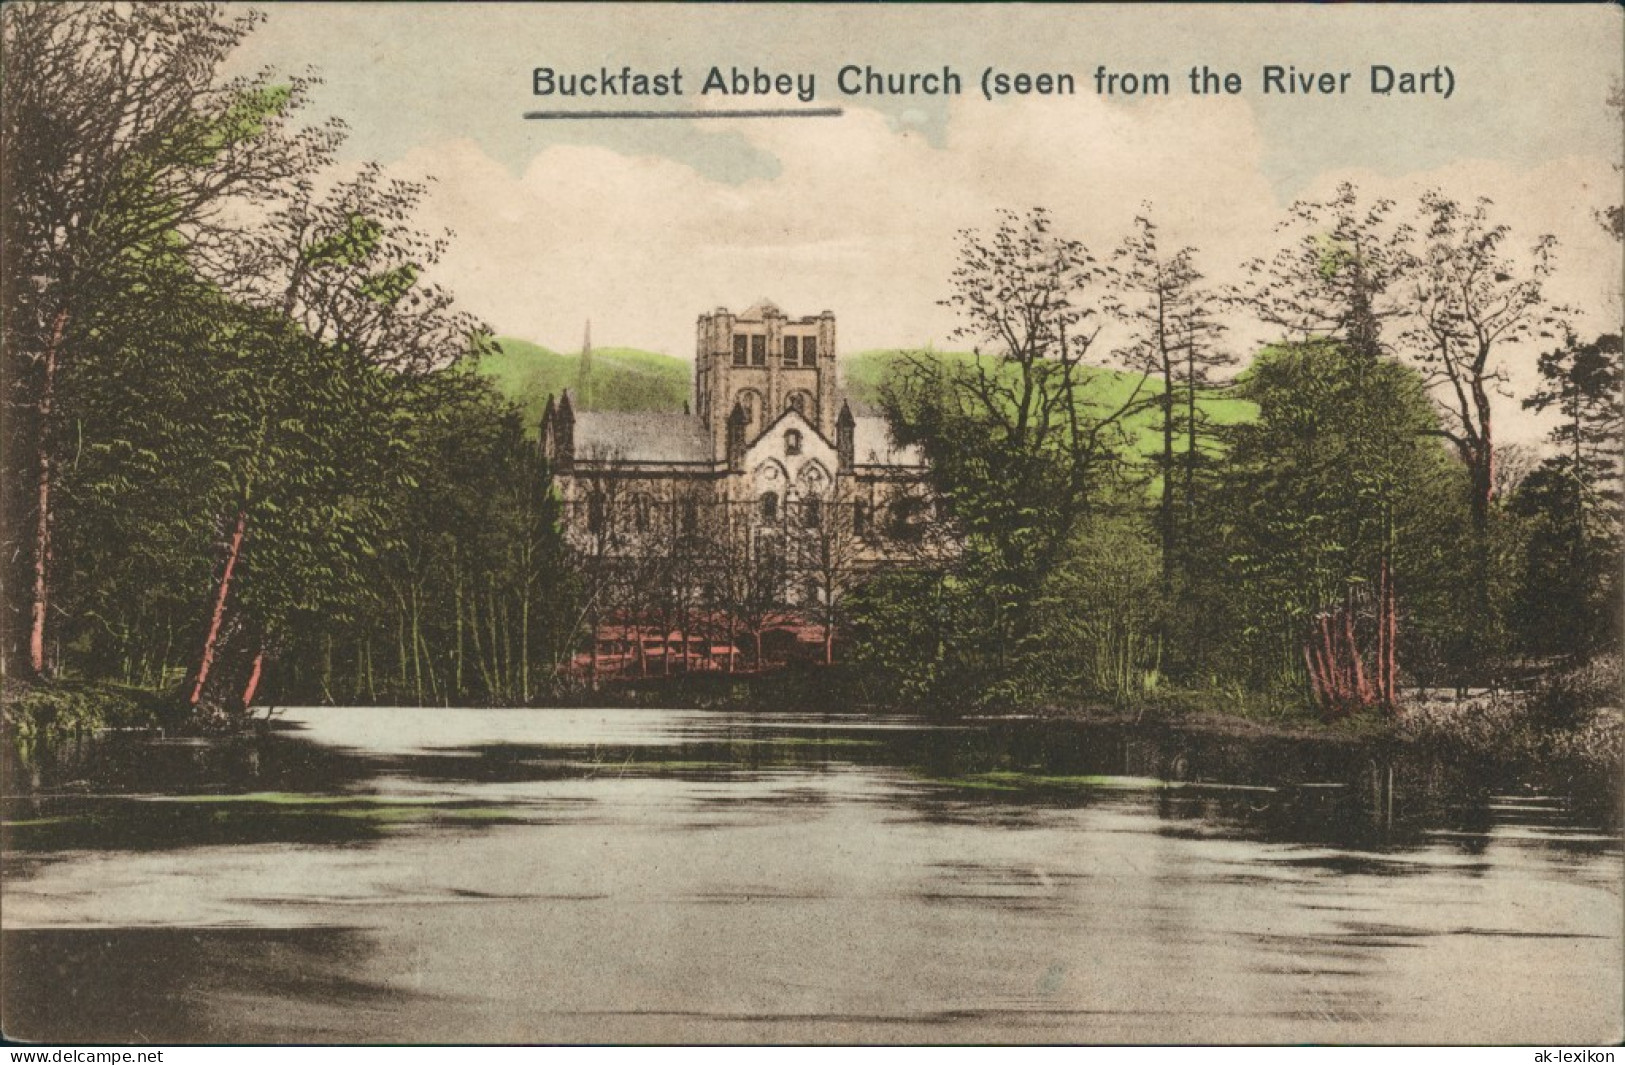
852,415 -> 924,468
571,410 -> 712,464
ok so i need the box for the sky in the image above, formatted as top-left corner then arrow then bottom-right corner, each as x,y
230,3 -> 1624,445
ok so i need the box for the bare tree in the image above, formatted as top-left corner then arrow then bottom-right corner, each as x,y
1403,192 -> 1562,530
789,472 -> 868,664
1114,211 -> 1231,590
1240,182 -> 1415,361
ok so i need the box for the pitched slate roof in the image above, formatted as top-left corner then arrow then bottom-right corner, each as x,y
852,415 -> 924,468
572,411 -> 713,464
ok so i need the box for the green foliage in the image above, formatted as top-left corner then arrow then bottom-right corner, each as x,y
1403,655 -> 1622,788
1194,341 -> 1472,690
844,570 -> 959,709
1038,510 -> 1165,707
2,679 -> 166,743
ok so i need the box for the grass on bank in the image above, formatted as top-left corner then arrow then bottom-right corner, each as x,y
1,677 -> 173,743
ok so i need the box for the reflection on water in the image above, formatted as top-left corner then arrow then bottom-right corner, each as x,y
3,707 -> 1620,1044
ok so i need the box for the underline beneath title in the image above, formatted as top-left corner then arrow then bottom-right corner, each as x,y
523,108 -> 844,120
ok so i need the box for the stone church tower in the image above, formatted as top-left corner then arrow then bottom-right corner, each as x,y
695,301 -> 838,459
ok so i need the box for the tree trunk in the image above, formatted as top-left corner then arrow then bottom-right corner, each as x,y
190,508 -> 248,706
1380,546 -> 1400,714
241,650 -> 265,711
1304,643 -> 1329,708
521,589 -> 531,702
1160,343 -> 1175,591
1375,557 -> 1390,706
1344,607 -> 1373,705
28,309 -> 69,677
453,552 -> 465,697
589,607 -> 600,690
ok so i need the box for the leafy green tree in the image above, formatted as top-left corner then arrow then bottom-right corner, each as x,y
1,1 -> 338,678
1201,342 -> 1469,713
1509,331 -> 1624,659
881,208 -> 1144,697
184,168 -> 489,716
50,255 -> 241,690
1033,507 -> 1165,707
1240,182 -> 1414,363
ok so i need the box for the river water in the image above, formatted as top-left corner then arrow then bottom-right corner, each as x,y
3,706 -> 1620,1044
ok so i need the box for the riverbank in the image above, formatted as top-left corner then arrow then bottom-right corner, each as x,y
6,657 -> 1618,805
1,677 -> 176,743
568,657 -> 1622,804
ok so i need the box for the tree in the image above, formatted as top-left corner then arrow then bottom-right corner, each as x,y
705,497 -> 794,671
1204,342 -> 1468,714
1240,182 -> 1414,363
882,208 -> 1144,693
1510,331 -> 1624,659
1403,192 -> 1562,530
183,167 -> 487,715
789,471 -> 866,665
1113,211 -> 1232,593
1,2 -> 338,678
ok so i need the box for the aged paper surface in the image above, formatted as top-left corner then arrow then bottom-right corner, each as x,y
1,1 -> 1621,1048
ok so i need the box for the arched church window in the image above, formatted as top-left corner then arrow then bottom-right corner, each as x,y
759,491 -> 779,522
737,389 -> 760,431
802,496 -> 822,528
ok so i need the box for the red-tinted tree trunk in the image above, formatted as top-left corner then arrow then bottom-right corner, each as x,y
240,650 -> 265,710
1318,616 -> 1344,707
191,509 -> 248,706
1345,608 -> 1373,705
1310,605 -> 1384,719
28,309 -> 68,677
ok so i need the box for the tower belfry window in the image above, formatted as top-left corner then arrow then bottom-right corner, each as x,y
751,335 -> 766,366
732,335 -> 747,366
801,336 -> 818,366
784,336 -> 799,363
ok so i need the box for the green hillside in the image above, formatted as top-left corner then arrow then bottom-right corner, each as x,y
842,349 -> 1257,465
479,339 -> 1257,465
481,337 -> 691,427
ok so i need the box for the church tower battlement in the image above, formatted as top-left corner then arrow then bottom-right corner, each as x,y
696,302 -> 837,457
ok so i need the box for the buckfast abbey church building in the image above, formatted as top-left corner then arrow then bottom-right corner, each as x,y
540,301 -> 934,580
